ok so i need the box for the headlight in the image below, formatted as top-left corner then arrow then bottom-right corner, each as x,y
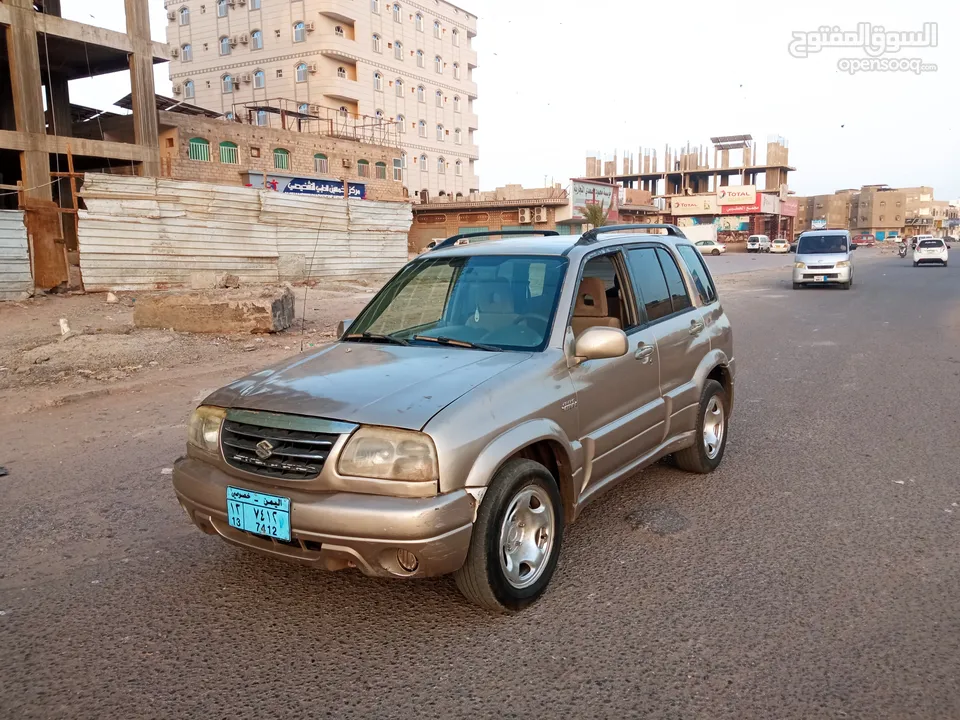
188,406 -> 226,454
836,260 -> 850,268
338,427 -> 439,482
794,262 -> 806,269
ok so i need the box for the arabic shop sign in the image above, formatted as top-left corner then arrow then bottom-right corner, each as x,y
283,178 -> 366,199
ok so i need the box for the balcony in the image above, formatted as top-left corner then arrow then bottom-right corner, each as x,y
315,76 -> 361,103
462,111 -> 478,130
316,0 -> 357,23
318,33 -> 360,63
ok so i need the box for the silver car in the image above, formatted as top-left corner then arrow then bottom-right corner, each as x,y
792,230 -> 857,290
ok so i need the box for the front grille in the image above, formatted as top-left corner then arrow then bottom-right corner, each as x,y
807,264 -> 834,270
220,418 -> 339,479
803,273 -> 839,279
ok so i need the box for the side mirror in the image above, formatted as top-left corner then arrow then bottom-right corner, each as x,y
337,318 -> 353,337
849,244 -> 857,251
789,244 -> 797,252
573,326 -> 628,363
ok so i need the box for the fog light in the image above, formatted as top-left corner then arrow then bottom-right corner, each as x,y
396,549 -> 419,573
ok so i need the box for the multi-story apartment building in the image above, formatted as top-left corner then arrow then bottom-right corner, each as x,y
848,185 -> 906,239
163,0 -> 479,199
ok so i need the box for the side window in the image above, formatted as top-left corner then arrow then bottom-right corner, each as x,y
656,249 -> 692,313
626,248 -> 672,322
575,253 -> 634,330
677,245 -> 717,305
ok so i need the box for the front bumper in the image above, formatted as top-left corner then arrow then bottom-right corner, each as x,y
173,456 -> 476,578
793,265 -> 851,284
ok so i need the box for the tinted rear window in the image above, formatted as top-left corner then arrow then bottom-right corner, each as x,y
919,239 -> 943,248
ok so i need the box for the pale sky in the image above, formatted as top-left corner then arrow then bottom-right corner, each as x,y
63,0 -> 959,200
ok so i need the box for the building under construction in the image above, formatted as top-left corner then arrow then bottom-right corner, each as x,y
0,0 -> 168,290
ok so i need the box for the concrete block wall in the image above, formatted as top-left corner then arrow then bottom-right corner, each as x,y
408,206 -> 560,253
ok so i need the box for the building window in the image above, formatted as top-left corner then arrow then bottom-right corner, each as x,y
188,137 -> 211,161
219,36 -> 231,55
433,20 -> 441,38
435,90 -> 443,107
256,109 -> 268,125
298,102 -> 309,114
219,141 -> 239,164
357,159 -> 370,177
334,25 -> 344,37
371,0 -> 380,12
315,153 -> 329,173
417,85 -> 425,102
453,95 -> 461,112
394,40 -> 403,59
225,111 -> 234,120
293,22 -> 306,43
395,78 -> 404,96
455,159 -> 462,176
454,128 -> 461,144
274,148 -> 290,170
437,156 -> 445,174
392,3 -> 401,22
416,49 -> 424,67
251,30 -> 263,49
879,215 -> 885,222
452,28 -> 459,46
375,109 -> 384,120
435,55 -> 442,73
183,80 -> 195,99
393,157 -> 403,181
375,161 -> 387,180
372,34 -> 382,52
217,0 -> 227,17
296,63 -> 308,82
374,72 -> 383,91
436,124 -> 444,141
339,106 -> 348,116
419,154 -> 427,171
337,66 -> 347,78
397,114 -> 405,132
253,70 -> 265,88
221,74 -> 233,93
250,0 -> 259,9
179,6 -> 190,25
453,62 -> 460,80
418,119 -> 427,137
179,43 -> 192,62
415,13 -> 423,30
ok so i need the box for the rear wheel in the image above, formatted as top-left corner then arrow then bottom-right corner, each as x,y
675,379 -> 728,474
914,261 -> 919,267
712,249 -> 720,256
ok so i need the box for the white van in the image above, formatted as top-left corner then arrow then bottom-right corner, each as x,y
746,235 -> 771,253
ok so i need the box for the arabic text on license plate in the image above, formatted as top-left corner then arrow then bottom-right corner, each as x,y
814,275 -> 827,282
227,486 -> 291,541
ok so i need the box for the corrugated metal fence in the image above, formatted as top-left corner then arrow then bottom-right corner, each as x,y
78,174 -> 412,292
0,210 -> 33,300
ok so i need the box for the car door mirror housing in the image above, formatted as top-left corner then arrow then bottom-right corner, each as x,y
337,318 -> 354,337
573,326 -> 629,363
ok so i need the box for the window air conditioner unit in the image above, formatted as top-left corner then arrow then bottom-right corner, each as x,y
305,21 -> 315,31
172,84 -> 182,95
230,35 -> 239,46
166,10 -> 176,20
239,33 -> 249,43
228,0 -> 236,5
309,104 -> 321,114
233,78 -> 241,89
238,0 -> 246,4
342,158 -> 352,167
534,206 -> 548,223
518,208 -> 532,224
241,73 -> 252,82
308,62 -> 319,73
170,47 -> 179,58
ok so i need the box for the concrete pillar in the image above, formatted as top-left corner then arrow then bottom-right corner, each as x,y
125,0 -> 161,176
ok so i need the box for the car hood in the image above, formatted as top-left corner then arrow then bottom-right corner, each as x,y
202,343 -> 532,431
796,252 -> 850,265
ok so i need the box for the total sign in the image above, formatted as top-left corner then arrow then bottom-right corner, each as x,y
717,184 -> 757,206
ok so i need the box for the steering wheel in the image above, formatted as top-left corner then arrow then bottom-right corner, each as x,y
511,314 -> 550,335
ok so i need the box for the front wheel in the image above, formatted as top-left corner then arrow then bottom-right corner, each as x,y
674,379 -> 729,474
712,249 -> 720,256
793,282 -> 802,289
454,458 -> 564,612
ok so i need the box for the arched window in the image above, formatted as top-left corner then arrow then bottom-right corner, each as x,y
417,85 -> 425,102
415,13 -> 423,31
337,66 -> 347,78
183,80 -> 195,99
392,3 -> 401,22
219,141 -> 239,164
251,30 -> 263,49
217,0 -> 227,17
188,137 -> 210,161
452,28 -> 460,46
253,70 -> 265,88
219,36 -> 231,55
455,159 -> 463,176
436,124 -> 444,141
298,102 -> 309,115
435,90 -> 443,107
434,55 -> 442,74
225,111 -> 235,121
397,114 -> 405,133
395,78 -> 404,96
375,161 -> 387,180
335,25 -> 344,37
256,109 -> 268,125
416,49 -> 424,68
454,128 -> 462,144
373,72 -> 383,91
372,33 -> 382,52
293,22 -> 306,43
181,44 -> 192,62
357,159 -> 370,177
433,20 -> 441,38
453,95 -> 461,112
437,156 -> 445,174
339,106 -> 348,116
314,153 -> 329,173
419,154 -> 427,171
453,62 -> 460,80
274,148 -> 290,170
178,6 -> 190,25
371,0 -> 380,12
418,119 -> 427,137
394,40 -> 403,60
375,109 -> 384,121
221,74 -> 233,93
296,63 -> 308,82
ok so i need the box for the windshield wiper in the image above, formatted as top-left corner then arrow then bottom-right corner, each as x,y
343,332 -> 409,346
412,335 -> 503,352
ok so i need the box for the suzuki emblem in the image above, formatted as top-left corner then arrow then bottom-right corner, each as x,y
255,439 -> 275,459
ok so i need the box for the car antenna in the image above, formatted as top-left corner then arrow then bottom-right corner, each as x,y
301,220 -> 324,353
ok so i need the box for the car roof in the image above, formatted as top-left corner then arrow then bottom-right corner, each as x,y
799,229 -> 852,237
424,230 -> 692,260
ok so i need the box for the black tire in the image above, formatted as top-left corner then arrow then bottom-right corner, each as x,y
454,458 -> 564,612
674,379 -> 729,474
842,281 -> 851,290
913,262 -> 918,267
712,249 -> 720,256
793,282 -> 802,290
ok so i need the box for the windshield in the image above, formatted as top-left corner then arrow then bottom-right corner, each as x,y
346,254 -> 568,351
918,239 -> 943,248
797,234 -> 848,254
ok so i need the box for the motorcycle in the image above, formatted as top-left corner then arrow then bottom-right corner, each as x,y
898,242 -> 907,258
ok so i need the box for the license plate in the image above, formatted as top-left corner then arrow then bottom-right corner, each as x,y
814,275 -> 827,282
227,486 -> 291,542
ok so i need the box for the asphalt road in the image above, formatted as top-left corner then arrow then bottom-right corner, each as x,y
3,251 -> 960,719
702,250 -> 794,276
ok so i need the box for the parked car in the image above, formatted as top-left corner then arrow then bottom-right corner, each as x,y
695,239 -> 727,255
913,237 -> 948,267
852,234 -> 876,247
770,238 -> 791,254
172,225 -> 736,612
792,229 -> 857,289
746,235 -> 771,253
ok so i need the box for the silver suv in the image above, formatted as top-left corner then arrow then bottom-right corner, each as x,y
172,226 -> 736,611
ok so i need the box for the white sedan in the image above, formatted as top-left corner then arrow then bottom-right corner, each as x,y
913,238 -> 948,267
770,238 -> 791,253
695,240 -> 727,256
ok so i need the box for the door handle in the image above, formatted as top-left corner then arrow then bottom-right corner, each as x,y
635,343 -> 654,363
689,319 -> 705,335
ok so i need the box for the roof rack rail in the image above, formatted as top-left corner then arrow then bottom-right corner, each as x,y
431,229 -> 560,251
576,224 -> 687,245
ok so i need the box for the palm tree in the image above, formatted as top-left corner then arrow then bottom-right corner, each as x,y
579,202 -> 610,229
